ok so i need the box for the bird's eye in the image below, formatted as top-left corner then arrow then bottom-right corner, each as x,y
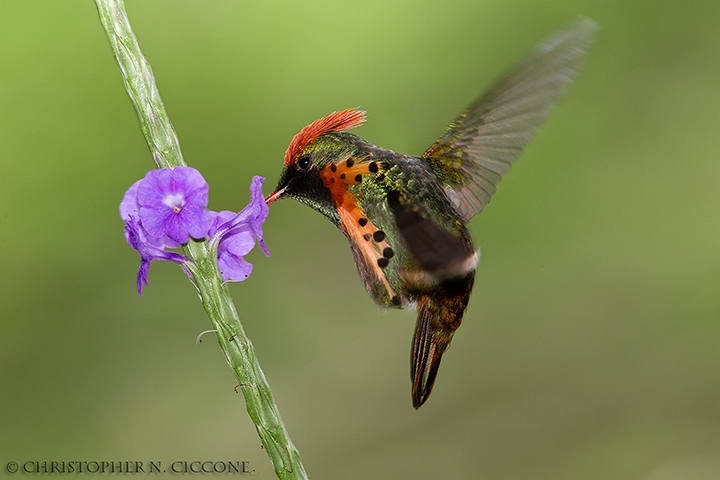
297,155 -> 311,170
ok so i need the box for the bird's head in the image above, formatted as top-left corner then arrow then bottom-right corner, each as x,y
265,109 -> 367,221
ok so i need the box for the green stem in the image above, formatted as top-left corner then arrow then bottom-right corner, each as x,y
95,1 -> 308,478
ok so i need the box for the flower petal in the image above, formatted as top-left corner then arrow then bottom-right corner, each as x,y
180,205 -> 213,239
173,166 -> 209,207
136,168 -> 173,208
124,218 -> 188,295
120,179 -> 142,221
218,249 -> 253,282
220,229 -> 255,258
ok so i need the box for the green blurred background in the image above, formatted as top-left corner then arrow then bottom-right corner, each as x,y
2,1 -> 719,479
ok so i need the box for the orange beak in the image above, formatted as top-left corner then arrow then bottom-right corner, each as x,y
265,188 -> 285,205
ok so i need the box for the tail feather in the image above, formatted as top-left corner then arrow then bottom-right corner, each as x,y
411,274 -> 474,408
411,298 -> 450,408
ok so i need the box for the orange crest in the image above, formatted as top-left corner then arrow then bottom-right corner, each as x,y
284,108 -> 366,166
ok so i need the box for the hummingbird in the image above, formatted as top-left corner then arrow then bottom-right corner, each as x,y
266,19 -> 597,408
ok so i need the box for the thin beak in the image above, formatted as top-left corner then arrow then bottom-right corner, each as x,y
265,187 -> 285,205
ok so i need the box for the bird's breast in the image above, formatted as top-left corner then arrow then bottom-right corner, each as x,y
317,156 -> 405,307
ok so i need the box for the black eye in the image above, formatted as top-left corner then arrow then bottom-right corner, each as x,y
297,155 -> 311,170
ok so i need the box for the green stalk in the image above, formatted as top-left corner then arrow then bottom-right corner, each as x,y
95,1 -> 308,478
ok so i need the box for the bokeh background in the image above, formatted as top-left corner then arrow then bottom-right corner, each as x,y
2,1 -> 719,479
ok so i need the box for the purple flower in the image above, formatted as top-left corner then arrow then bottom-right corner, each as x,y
124,217 -> 187,295
210,176 -> 270,281
210,211 -> 254,281
136,166 -> 213,244
120,168 -> 270,293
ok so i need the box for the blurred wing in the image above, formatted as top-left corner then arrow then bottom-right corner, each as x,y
386,190 -> 474,274
423,18 -> 598,221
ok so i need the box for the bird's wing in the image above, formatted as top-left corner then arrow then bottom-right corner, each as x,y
422,18 -> 598,221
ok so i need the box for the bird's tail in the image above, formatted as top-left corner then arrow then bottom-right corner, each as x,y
411,274 -> 474,408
